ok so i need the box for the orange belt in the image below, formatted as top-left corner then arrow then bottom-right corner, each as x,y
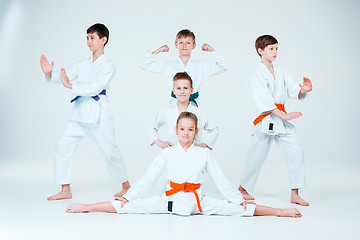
165,181 -> 202,213
253,103 -> 287,126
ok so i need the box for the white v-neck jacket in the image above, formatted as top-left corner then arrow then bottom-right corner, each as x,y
46,54 -> 115,124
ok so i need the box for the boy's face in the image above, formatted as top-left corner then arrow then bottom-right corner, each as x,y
258,43 -> 278,62
173,79 -> 193,103
176,118 -> 198,144
87,32 -> 106,52
175,37 -> 196,56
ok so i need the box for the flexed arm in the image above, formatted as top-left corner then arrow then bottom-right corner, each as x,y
140,45 -> 169,74
152,45 -> 169,54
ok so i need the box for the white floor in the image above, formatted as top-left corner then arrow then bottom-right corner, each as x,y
1,159 -> 359,240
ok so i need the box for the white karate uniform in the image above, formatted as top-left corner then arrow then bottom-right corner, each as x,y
46,54 -> 128,185
148,104 -> 219,149
141,51 -> 228,105
112,144 -> 255,216
240,63 -> 307,191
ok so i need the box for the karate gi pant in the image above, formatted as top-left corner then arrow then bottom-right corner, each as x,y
54,108 -> 128,185
111,196 -> 255,216
240,128 -> 305,191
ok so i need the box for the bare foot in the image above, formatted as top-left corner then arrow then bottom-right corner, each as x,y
114,181 -> 130,198
291,190 -> 309,206
47,191 -> 72,201
279,207 -> 302,218
238,185 -> 255,200
66,203 -> 88,213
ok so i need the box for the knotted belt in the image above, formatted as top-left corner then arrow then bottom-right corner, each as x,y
171,91 -> 199,107
70,89 -> 106,103
253,103 -> 287,126
165,181 -> 202,212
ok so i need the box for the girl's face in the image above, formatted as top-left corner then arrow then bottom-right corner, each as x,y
176,118 -> 198,145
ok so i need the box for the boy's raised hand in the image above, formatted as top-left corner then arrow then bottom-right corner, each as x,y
153,45 -> 169,54
299,77 -> 312,93
60,68 -> 72,89
201,43 -> 215,52
40,55 -> 54,77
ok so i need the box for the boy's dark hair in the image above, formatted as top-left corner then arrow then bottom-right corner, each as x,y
255,35 -> 278,57
176,111 -> 198,130
176,29 -> 196,43
87,23 -> 109,46
173,72 -> 193,87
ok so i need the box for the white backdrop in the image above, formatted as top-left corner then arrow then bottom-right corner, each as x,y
0,0 -> 359,186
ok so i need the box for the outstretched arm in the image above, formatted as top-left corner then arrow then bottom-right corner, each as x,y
206,152 -> 244,205
298,77 -> 312,99
122,154 -> 166,201
40,55 -> 54,78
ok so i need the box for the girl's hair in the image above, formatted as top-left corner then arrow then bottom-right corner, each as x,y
176,112 -> 198,129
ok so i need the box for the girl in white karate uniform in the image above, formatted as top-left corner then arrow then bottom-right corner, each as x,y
66,112 -> 301,218
238,35 -> 313,206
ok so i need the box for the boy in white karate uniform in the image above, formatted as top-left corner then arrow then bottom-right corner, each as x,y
40,23 -> 130,200
67,112 -> 301,218
141,29 -> 228,106
149,72 -> 219,150
238,35 -> 313,206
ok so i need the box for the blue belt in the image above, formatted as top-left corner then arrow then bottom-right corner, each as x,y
71,89 -> 106,103
171,91 -> 199,107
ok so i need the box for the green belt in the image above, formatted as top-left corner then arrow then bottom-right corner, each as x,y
171,91 -> 199,107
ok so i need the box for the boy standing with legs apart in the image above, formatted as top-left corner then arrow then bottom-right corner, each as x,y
141,29 -> 228,106
66,112 -> 301,218
238,35 -> 312,206
40,23 -> 130,200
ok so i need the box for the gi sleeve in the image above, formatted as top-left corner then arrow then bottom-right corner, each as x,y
122,153 -> 166,202
205,152 -> 244,205
198,111 -> 219,149
203,51 -> 228,77
140,51 -> 166,74
71,62 -> 115,96
283,70 -> 308,101
46,59 -> 81,84
147,110 -> 165,146
248,69 -> 277,114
